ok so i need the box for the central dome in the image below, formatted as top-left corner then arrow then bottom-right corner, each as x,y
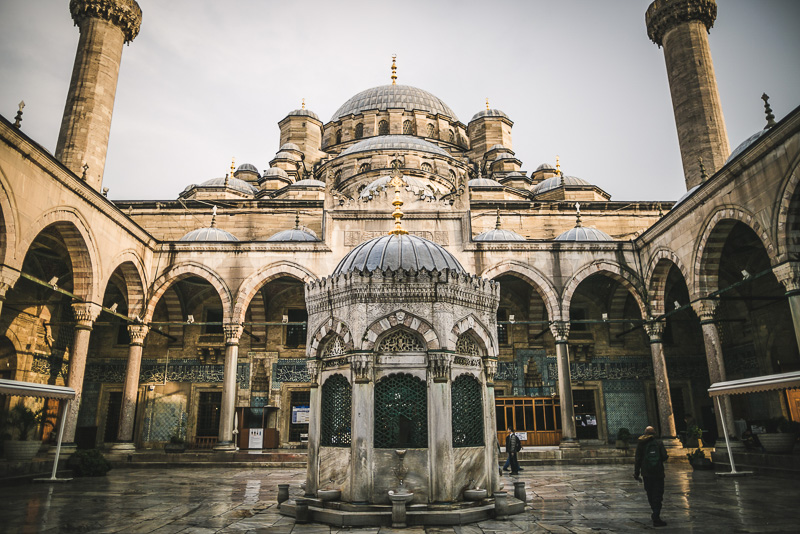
333,234 -> 464,274
331,84 -> 459,122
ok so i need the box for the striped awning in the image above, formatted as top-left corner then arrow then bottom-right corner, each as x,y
0,378 -> 76,400
708,371 -> 800,397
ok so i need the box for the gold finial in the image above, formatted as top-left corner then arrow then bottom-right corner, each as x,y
301,98 -> 305,110
555,155 -> 561,175
486,98 -> 490,110
388,157 -> 408,235
391,54 -> 397,85
495,209 -> 502,230
574,202 -> 582,228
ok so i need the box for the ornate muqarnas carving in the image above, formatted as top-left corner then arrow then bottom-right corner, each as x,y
70,0 -> 143,43
127,324 -> 149,345
223,324 -> 243,345
351,353 -> 371,383
483,357 -> 498,384
645,0 -> 717,48
643,320 -> 665,343
306,358 -> 321,385
428,352 -> 452,383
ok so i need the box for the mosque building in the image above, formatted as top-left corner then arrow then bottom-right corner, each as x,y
0,0 -> 798,465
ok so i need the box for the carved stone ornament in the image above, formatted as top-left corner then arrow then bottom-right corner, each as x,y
643,320 -> 665,343
306,359 -> 321,383
351,353 -> 371,382
223,324 -> 243,345
70,0 -> 143,43
691,299 -> 718,323
127,324 -> 149,345
428,352 -> 452,382
773,262 -> 800,294
645,0 -> 717,48
483,357 -> 498,383
71,302 -> 99,327
549,321 -> 570,343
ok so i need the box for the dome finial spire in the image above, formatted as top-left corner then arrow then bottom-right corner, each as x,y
574,202 -> 582,228
301,98 -> 305,110
495,209 -> 502,230
556,155 -> 561,175
211,205 -> 218,228
486,98 -> 490,110
762,93 -> 776,128
226,157 -> 235,187
295,210 -> 300,230
699,157 -> 707,182
391,54 -> 397,85
388,156 -> 408,235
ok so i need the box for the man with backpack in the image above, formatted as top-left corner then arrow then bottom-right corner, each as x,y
504,427 -> 522,475
634,426 -> 669,527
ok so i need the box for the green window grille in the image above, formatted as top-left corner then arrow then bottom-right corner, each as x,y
377,330 -> 424,352
421,162 -> 432,173
451,374 -> 484,447
374,373 -> 427,448
320,374 -> 352,447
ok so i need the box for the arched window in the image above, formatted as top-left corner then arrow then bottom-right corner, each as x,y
402,120 -> 414,135
426,124 -> 435,138
377,329 -> 424,352
448,130 -> 455,143
355,123 -> 364,139
456,334 -> 480,356
333,170 -> 342,186
449,170 -> 457,182
374,373 -> 427,448
359,162 -> 371,173
451,374 -> 484,447
321,335 -> 347,358
336,130 -> 342,144
390,159 -> 403,172
421,162 -> 433,173
320,374 -> 352,447
378,120 -> 389,136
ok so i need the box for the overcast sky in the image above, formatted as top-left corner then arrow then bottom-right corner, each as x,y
0,0 -> 798,202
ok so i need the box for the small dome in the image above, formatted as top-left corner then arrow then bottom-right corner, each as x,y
535,162 -> 556,172
291,178 -> 325,187
360,175 -> 435,200
341,135 -> 450,158
266,228 -> 319,242
494,153 -> 516,161
532,175 -> 591,195
555,226 -> 613,242
488,144 -> 508,152
474,228 -> 526,241
236,163 -> 260,176
468,177 -> 502,187
273,151 -> 300,161
280,142 -> 301,152
333,233 -> 464,275
179,227 -> 239,242
331,84 -> 458,122
286,109 -> 321,121
470,109 -> 510,122
197,177 -> 258,195
727,128 -> 769,163
505,171 -> 527,178
261,167 -> 289,179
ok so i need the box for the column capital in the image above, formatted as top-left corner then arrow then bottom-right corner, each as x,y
223,324 -> 243,345
483,357 -> 498,385
351,353 -> 371,383
773,262 -> 800,294
127,324 -> 149,345
691,299 -> 718,323
645,0 -> 717,47
70,0 -> 143,44
643,320 -> 665,343
428,352 -> 452,383
306,358 -> 321,384
549,321 -> 570,343
0,281 -> 11,301
71,302 -> 100,328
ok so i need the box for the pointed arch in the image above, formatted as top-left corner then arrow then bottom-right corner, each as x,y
645,249 -> 690,316
450,314 -> 496,357
232,261 -> 317,324
144,262 -> 232,323
309,317 -> 353,358
364,310 -> 439,351
0,161 -> 19,266
103,251 -> 148,318
775,157 -> 800,262
562,260 -> 647,321
694,206 -> 779,297
480,260 -> 561,321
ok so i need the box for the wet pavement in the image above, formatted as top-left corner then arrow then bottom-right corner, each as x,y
1,463 -> 799,533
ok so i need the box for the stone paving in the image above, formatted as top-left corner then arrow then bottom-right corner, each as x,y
1,463 -> 799,533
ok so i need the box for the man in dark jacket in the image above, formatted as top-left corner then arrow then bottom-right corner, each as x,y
634,426 -> 669,527
505,427 -> 522,475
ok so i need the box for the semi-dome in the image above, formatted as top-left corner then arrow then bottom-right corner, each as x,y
470,109 -> 510,122
341,135 -> 451,158
291,178 -> 325,187
468,177 -> 502,187
333,233 -> 464,274
532,175 -> 591,195
331,84 -> 458,122
727,128 -> 769,164
179,226 -> 239,242
266,228 -> 319,242
488,144 -> 508,152
494,153 -> 516,161
555,226 -> 613,242
286,108 -> 321,121
195,177 -> 258,195
474,228 -> 525,241
360,175 -> 435,200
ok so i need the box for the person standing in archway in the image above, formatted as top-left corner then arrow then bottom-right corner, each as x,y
634,425 -> 668,527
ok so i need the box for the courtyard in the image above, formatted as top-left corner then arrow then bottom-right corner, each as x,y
1,463 -> 799,533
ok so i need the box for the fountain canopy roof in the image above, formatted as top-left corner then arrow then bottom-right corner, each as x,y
333,233 -> 464,275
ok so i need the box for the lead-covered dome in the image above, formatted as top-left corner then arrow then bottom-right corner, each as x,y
470,109 -> 510,122
333,234 -> 464,274
188,177 -> 258,195
331,84 -> 459,122
180,226 -> 239,242
474,228 -> 525,241
266,228 -> 319,242
341,135 -> 450,158
555,226 -> 613,242
532,175 -> 590,195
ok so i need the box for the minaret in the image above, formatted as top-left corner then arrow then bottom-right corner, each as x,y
55,0 -> 142,190
646,0 -> 730,190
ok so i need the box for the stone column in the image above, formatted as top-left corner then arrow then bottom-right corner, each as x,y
63,303 -> 99,444
773,262 -> 800,352
646,0 -> 730,189
483,357 -> 499,494
643,321 -> 681,447
350,352 -> 373,503
56,0 -> 142,190
215,324 -> 242,451
305,358 -> 322,497
0,282 -> 10,318
691,300 -> 734,435
550,321 -> 578,448
428,352 -> 454,502
113,323 -> 148,449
